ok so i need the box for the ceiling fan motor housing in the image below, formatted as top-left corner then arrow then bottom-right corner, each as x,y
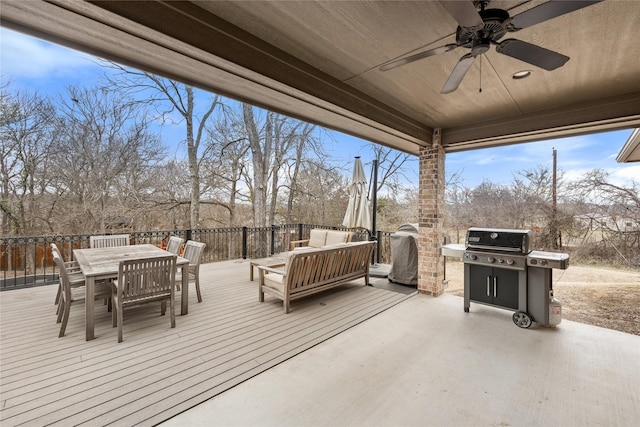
456,8 -> 510,48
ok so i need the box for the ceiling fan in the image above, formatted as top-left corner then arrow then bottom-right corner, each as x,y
379,0 -> 603,94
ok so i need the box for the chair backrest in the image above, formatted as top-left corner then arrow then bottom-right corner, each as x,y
182,241 -> 206,267
116,255 -> 176,303
52,251 -> 74,300
90,234 -> 130,248
50,243 -> 61,257
166,236 -> 184,255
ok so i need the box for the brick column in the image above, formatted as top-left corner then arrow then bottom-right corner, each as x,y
417,144 -> 445,296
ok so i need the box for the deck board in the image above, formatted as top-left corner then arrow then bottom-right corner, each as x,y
0,259 -> 414,426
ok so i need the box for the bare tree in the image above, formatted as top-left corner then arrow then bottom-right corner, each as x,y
568,169 -> 639,266
242,104 -> 270,227
241,104 -> 332,227
284,123 -> 325,223
368,145 -> 415,196
49,86 -> 165,233
203,105 -> 251,226
0,86 -> 58,235
290,164 -> 347,225
102,62 -> 224,228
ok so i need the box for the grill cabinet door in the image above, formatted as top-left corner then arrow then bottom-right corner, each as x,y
492,268 -> 519,310
468,265 -> 519,310
468,265 -> 493,305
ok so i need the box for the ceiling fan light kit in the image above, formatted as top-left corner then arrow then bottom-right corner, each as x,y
380,0 -> 603,94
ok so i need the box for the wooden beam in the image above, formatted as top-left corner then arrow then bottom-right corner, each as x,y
0,0 -> 430,154
88,0 -> 431,148
442,91 -> 640,151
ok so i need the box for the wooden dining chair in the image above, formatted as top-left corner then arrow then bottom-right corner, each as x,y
165,236 -> 184,255
51,243 -> 83,307
89,234 -> 131,248
111,255 -> 177,343
178,241 -> 206,303
54,251 -> 112,338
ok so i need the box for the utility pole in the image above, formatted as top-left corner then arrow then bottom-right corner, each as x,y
552,148 -> 559,248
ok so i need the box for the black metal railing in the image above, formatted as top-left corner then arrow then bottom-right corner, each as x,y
0,224 -> 393,290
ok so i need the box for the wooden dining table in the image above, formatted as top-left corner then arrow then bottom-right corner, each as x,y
74,244 -> 190,341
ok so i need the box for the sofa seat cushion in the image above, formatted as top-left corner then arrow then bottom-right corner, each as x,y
263,272 -> 285,293
321,243 -> 349,249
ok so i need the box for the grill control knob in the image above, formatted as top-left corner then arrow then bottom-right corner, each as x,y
506,258 -> 514,265
540,259 -> 548,266
530,259 -> 538,265
469,254 -> 477,260
487,256 -> 495,263
498,258 -> 505,263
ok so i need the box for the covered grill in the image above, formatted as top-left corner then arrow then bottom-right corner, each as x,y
388,223 -> 418,286
442,227 -> 569,328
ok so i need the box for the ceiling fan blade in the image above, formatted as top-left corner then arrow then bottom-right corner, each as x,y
380,44 -> 457,71
441,54 -> 475,94
496,39 -> 569,71
509,0 -> 603,30
439,1 -> 484,28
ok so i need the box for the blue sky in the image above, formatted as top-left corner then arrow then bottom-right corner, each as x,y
2,27 -> 638,189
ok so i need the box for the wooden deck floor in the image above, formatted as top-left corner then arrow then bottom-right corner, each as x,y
0,260 -> 415,426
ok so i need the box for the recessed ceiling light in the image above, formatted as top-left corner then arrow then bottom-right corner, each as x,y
512,70 -> 532,79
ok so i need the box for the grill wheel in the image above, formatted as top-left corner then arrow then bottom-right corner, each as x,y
513,311 -> 533,328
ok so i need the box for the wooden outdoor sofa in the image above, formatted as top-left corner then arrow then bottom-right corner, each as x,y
257,241 -> 377,313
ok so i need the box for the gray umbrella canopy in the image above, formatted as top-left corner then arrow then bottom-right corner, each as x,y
342,157 -> 371,230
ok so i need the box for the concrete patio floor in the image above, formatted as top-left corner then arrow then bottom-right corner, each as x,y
164,292 -> 640,427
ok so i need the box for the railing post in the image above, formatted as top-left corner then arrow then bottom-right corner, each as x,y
298,223 -> 303,241
242,227 -> 248,259
186,229 -> 193,242
270,225 -> 276,255
376,230 -> 382,264
369,230 -> 377,265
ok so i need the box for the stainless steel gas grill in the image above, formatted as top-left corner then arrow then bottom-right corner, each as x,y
461,227 -> 569,328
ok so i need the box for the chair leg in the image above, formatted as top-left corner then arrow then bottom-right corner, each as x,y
56,296 -> 65,324
112,297 -> 117,328
55,283 -> 61,306
195,275 -> 202,303
117,302 -> 124,343
160,301 -> 166,315
58,301 -> 70,337
170,296 -> 176,328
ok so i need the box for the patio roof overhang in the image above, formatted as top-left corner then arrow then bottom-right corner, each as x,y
617,128 -> 640,163
1,0 -> 640,156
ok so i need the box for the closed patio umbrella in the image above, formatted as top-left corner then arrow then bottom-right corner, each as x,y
342,157 -> 371,231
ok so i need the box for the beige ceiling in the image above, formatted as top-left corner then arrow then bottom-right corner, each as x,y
2,0 -> 640,155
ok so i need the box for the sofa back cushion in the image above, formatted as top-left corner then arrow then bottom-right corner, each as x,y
308,229 -> 328,247
325,230 -> 350,246
285,247 -> 315,273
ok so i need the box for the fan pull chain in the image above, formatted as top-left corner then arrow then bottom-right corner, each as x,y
479,55 -> 483,93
